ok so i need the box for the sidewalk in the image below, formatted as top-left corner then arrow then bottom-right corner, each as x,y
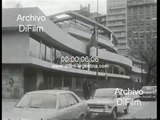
2,99 -> 19,112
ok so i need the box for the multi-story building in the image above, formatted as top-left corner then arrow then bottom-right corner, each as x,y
106,0 -> 128,56
127,0 -> 157,54
2,7 -> 134,99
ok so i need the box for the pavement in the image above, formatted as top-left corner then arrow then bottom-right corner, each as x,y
118,99 -> 157,119
2,99 -> 19,112
2,98 -> 157,119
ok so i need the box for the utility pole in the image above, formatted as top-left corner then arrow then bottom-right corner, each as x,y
96,0 -> 99,83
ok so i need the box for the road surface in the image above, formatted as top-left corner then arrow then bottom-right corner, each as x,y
118,99 -> 157,119
2,99 -> 157,119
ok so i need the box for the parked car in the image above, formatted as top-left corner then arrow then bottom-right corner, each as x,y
139,86 -> 157,100
3,90 -> 88,120
85,88 -> 130,119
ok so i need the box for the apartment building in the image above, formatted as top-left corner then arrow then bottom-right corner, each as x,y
127,0 -> 157,54
106,0 -> 128,56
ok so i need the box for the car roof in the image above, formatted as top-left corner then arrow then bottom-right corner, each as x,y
142,86 -> 155,88
26,90 -> 73,95
96,88 -> 123,91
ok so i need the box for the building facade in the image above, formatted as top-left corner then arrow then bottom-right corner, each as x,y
106,0 -> 128,56
2,7 -> 135,99
127,0 -> 157,54
106,0 -> 157,57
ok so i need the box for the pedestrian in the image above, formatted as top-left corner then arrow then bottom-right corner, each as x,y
87,81 -> 92,99
82,80 -> 92,99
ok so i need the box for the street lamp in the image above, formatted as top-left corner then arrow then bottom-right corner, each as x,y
96,0 -> 99,82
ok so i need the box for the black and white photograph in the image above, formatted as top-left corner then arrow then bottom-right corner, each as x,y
2,0 -> 157,120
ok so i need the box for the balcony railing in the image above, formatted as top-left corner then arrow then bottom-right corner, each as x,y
108,12 -> 126,16
107,23 -> 126,27
108,6 -> 126,10
116,35 -> 126,38
112,29 -> 126,32
107,17 -> 126,21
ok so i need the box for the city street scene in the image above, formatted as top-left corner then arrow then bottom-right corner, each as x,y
2,0 -> 157,120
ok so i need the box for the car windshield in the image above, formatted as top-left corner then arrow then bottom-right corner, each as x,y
16,93 -> 57,109
93,89 -> 115,98
142,87 -> 154,92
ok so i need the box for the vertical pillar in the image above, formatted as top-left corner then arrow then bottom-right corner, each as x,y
112,66 -> 114,74
88,62 -> 90,71
36,70 -> 44,90
71,77 -> 76,91
39,40 -> 42,59
62,75 -> 64,87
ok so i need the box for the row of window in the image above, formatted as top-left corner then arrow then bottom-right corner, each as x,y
109,26 -> 126,30
108,15 -> 126,20
108,4 -> 126,9
108,21 -> 126,26
115,32 -> 126,36
127,0 -> 156,6
108,9 -> 126,14
29,37 -> 73,64
29,36 -> 127,75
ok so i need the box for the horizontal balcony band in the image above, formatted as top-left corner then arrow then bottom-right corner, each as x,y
89,47 -> 132,69
29,57 -> 131,79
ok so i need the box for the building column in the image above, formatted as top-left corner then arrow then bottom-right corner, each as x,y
71,77 -> 76,91
36,70 -> 44,90
88,62 -> 90,71
62,75 -> 64,87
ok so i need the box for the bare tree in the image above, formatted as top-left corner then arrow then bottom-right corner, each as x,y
128,20 -> 157,85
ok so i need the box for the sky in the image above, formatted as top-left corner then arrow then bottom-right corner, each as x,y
2,0 -> 107,16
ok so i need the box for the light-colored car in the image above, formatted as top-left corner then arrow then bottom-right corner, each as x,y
86,88 -> 130,119
140,86 -> 157,99
3,90 -> 88,120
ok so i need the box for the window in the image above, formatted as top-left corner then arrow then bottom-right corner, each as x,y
29,37 -> 40,58
16,94 -> 57,109
41,43 -> 45,60
46,46 -> 51,62
55,49 -> 61,64
75,78 -> 81,89
113,66 -> 119,74
65,93 -> 79,106
51,48 -> 56,63
58,94 -> 69,109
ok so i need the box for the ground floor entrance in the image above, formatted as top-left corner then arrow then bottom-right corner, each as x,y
2,64 -> 133,99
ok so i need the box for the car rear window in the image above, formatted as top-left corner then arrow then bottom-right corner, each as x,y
16,94 -> 57,109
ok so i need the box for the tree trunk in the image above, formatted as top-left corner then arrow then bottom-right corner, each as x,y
146,67 -> 151,85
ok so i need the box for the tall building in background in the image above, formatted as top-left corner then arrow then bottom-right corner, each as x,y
106,0 -> 128,56
127,0 -> 157,56
76,4 -> 105,25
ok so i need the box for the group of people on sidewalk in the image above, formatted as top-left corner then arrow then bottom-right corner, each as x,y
82,80 -> 98,100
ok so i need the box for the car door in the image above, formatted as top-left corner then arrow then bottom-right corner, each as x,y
56,94 -> 71,120
65,93 -> 81,120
